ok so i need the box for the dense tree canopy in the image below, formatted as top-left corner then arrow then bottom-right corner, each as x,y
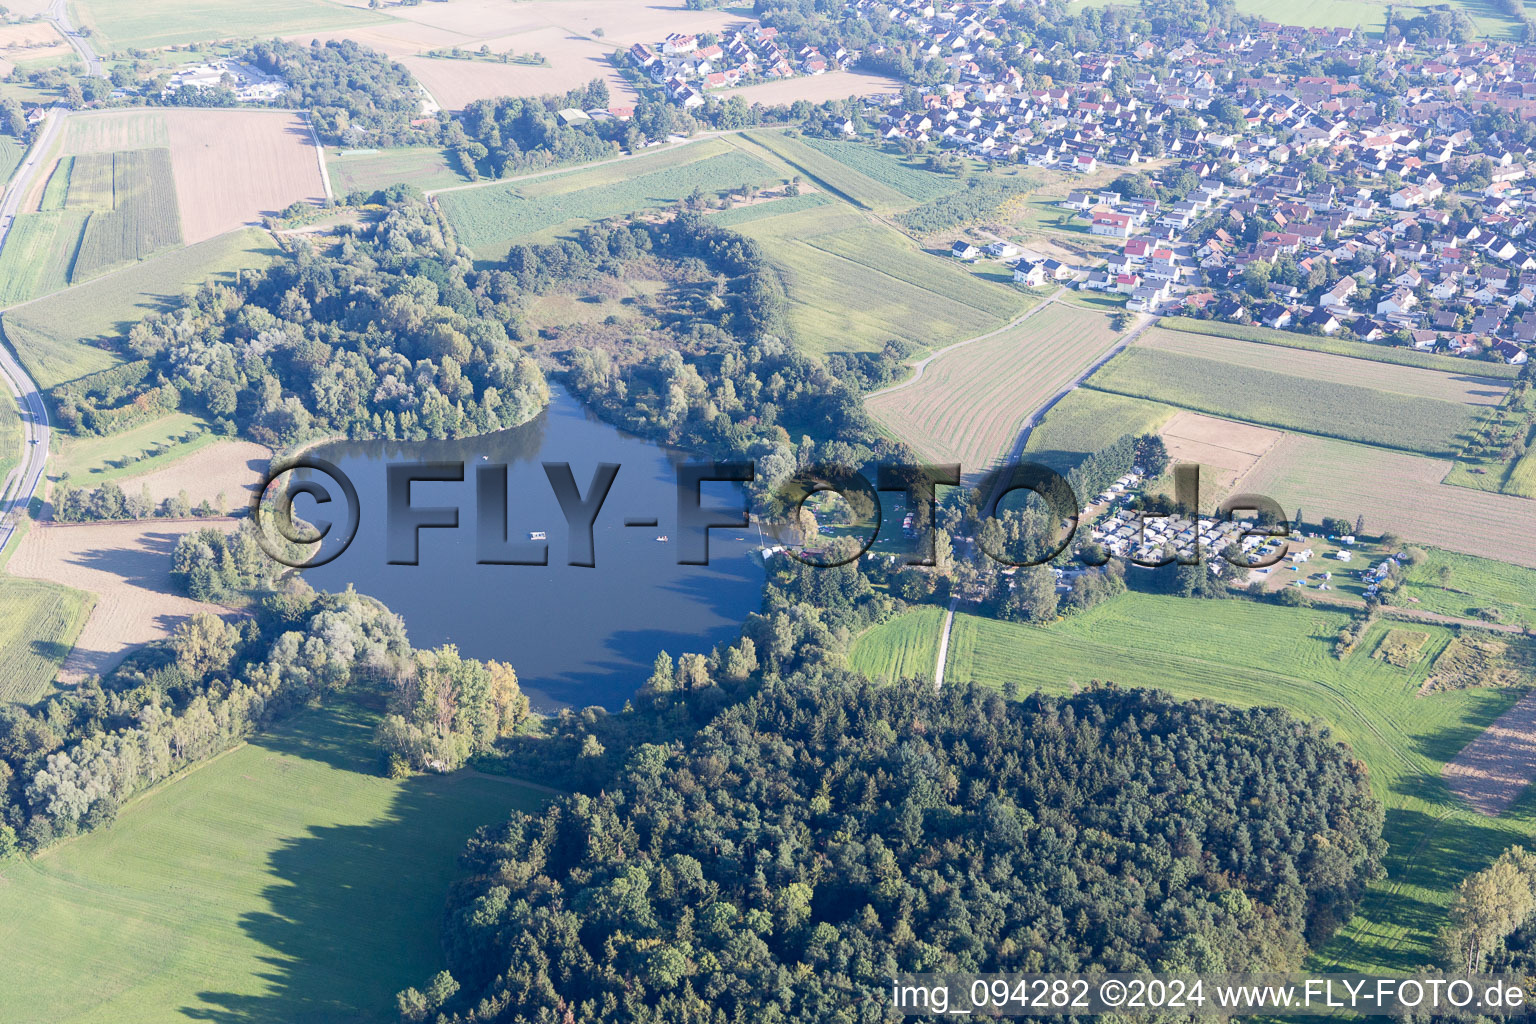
413,682 -> 1385,1023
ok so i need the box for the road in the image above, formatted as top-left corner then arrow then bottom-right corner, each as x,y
51,0 -> 104,78
0,111 -> 66,556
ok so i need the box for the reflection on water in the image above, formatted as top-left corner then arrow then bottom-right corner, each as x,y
301,386 -> 765,710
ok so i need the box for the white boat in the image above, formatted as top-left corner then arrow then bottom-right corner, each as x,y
529,531 -> 547,540
655,535 -> 668,542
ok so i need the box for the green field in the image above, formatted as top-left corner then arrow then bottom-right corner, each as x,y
0,209 -> 89,307
1020,387 -> 1179,472
0,135 -> 25,190
1080,0 -> 1529,38
64,152 -> 113,210
0,373 -> 18,493
1400,549 -> 1536,628
1161,316 -> 1523,380
797,137 -> 962,203
71,0 -> 394,51
737,205 -> 1029,355
38,156 -> 73,212
706,192 -> 834,227
438,147 -> 779,256
852,592 -> 1536,971
735,131 -> 917,210
71,149 -> 184,280
1086,346 -> 1485,457
326,146 -> 469,195
0,578 -> 93,704
3,227 -> 280,390
51,410 -> 215,486
0,701 -> 550,1023
848,605 -> 944,683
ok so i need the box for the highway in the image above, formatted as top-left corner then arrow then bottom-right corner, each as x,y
51,0 -> 104,78
0,110 -> 66,555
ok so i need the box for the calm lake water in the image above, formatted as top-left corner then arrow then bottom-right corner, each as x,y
301,386 -> 766,710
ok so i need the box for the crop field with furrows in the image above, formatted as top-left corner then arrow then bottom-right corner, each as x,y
63,152 -> 112,209
737,204 -> 1029,355
847,605 -> 944,684
0,209 -> 88,307
1159,315 -> 1524,379
438,149 -> 778,255
0,578 -> 93,704
326,146 -> 468,195
1233,432 -> 1536,568
1085,346 -> 1487,457
734,130 -> 916,210
797,137 -> 962,203
865,303 -> 1123,476
72,149 -> 185,280
1137,327 -> 1511,406
897,592 -> 1536,973
1399,549 -> 1536,627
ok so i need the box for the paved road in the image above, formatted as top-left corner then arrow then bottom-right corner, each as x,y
51,0 -> 104,78
0,111 -> 66,555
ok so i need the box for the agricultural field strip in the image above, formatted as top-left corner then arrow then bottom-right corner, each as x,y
1084,346 -> 1483,457
796,136 -> 960,203
1138,326 -> 1511,406
801,226 -> 1024,322
1161,314 -> 1523,379
733,131 -> 912,210
1233,432 -> 1536,569
866,304 -> 1121,472
438,149 -> 779,251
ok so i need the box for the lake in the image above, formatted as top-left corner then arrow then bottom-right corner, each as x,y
299,386 -> 765,710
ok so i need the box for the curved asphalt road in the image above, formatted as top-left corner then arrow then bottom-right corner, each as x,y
0,109 -> 67,554
51,0 -> 104,78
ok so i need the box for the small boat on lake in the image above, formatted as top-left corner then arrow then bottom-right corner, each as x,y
529,531 -> 547,540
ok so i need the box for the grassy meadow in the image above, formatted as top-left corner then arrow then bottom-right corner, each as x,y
438,143 -> 779,256
853,592 -> 1536,971
50,410 -> 215,486
326,146 -> 469,195
0,578 -> 93,704
848,604 -> 944,683
1019,387 -> 1178,473
0,701 -> 550,1023
0,209 -> 88,307
2,227 -> 280,390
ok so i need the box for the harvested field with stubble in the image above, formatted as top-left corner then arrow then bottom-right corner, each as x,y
1444,691 -> 1536,816
115,440 -> 271,509
1233,432 -> 1536,568
1137,327 -> 1512,406
53,110 -> 326,244
1158,411 -> 1282,495
865,303 -> 1124,478
7,519 -> 242,682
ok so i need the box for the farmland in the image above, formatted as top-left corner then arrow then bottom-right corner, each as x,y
71,148 -> 185,279
49,410 -> 216,485
901,591 -> 1536,972
719,70 -> 904,107
1158,411 -> 1283,497
797,137 -> 961,203
1137,327 -> 1511,407
0,375 -> 16,489
735,131 -> 918,211
72,0 -> 392,51
0,578 -> 93,704
1233,432 -> 1536,568
1019,388 -> 1178,473
0,702 -> 550,1024
1160,315 -> 1524,379
2,227 -> 280,390
865,303 -> 1124,476
737,204 -> 1030,355
706,191 -> 833,228
0,209 -> 86,306
847,605 -> 944,684
325,146 -> 468,195
437,148 -> 778,255
7,518 -> 243,682
1510,443 -> 1536,498
1086,346 -> 1487,457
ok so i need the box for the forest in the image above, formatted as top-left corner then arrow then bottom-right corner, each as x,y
95,196 -> 548,449
405,681 -> 1385,1022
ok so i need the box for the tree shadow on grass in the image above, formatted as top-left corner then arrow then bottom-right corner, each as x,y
182,703 -> 549,1024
